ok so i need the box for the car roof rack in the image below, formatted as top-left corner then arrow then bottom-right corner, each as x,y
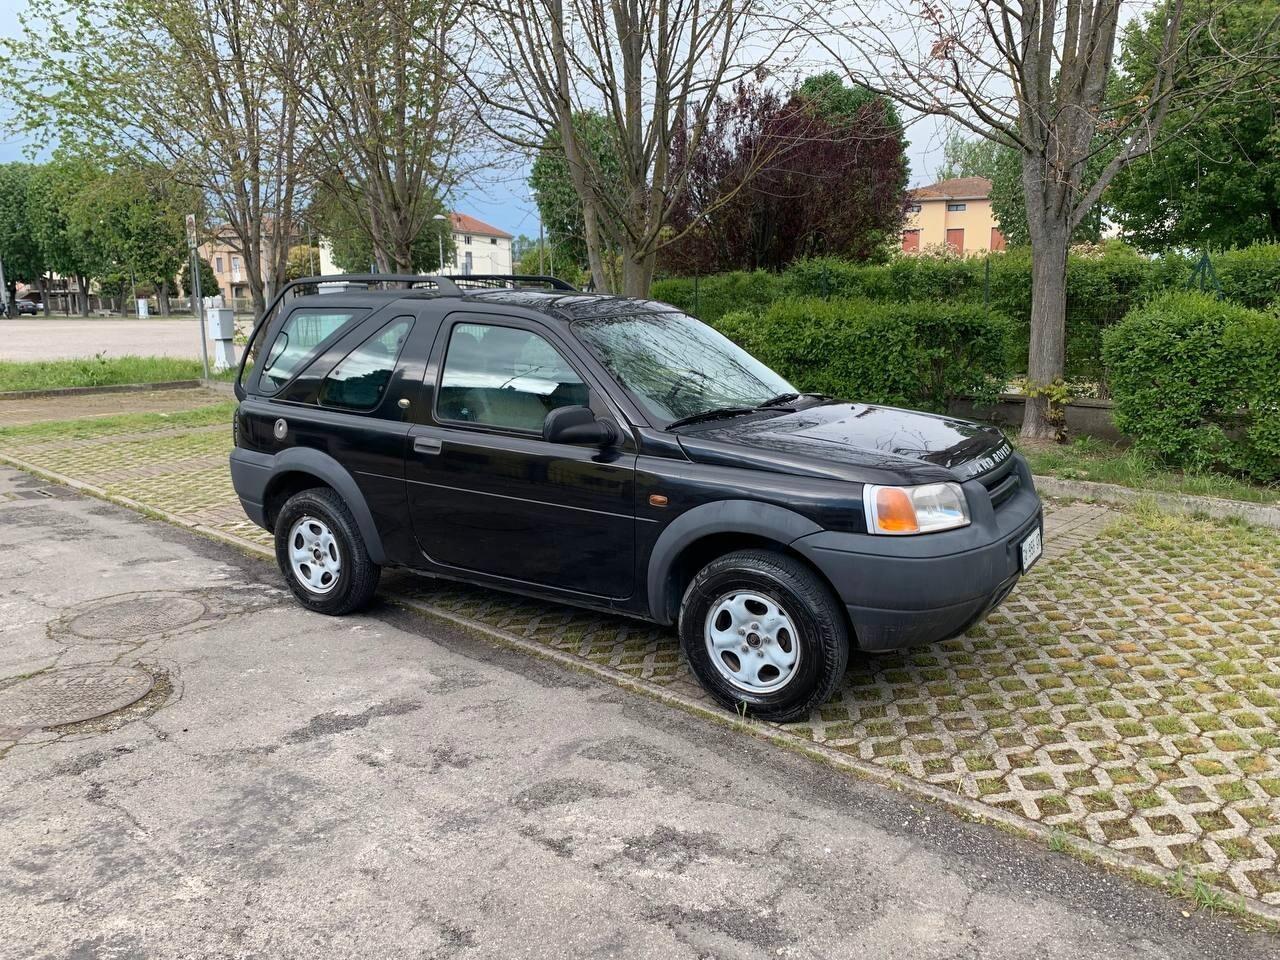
446,274 -> 577,291
282,274 -> 464,298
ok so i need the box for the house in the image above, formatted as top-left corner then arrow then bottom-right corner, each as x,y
901,177 -> 1005,256
447,213 -> 512,275
198,228 -> 259,304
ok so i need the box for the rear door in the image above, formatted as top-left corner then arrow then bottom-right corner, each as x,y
405,314 -> 637,600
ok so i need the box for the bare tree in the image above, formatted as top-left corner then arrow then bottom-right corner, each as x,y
460,0 -> 815,296
814,0 -> 1278,439
281,0 -> 474,274
6,0 -> 311,318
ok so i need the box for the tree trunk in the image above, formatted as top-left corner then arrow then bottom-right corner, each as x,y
621,245 -> 656,298
78,276 -> 90,317
1020,222 -> 1070,441
158,281 -> 171,316
38,277 -> 51,316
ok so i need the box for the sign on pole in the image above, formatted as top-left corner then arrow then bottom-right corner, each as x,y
186,214 -> 211,379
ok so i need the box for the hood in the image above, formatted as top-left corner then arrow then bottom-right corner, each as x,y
675,402 -> 1013,485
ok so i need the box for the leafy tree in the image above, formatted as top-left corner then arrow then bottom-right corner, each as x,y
661,75 -> 908,273
286,245 -> 322,281
26,155 -> 112,316
308,183 -> 453,273
179,255 -> 220,305
0,163 -> 46,311
529,112 -> 624,283
1109,0 -> 1280,250
514,239 -> 587,288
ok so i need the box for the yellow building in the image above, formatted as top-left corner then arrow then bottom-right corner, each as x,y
901,177 -> 1005,256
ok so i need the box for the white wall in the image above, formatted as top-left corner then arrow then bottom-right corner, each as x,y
451,233 -> 512,275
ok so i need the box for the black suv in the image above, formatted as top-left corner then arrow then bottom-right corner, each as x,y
231,275 -> 1043,721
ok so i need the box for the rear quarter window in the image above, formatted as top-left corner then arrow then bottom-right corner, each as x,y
256,309 -> 366,392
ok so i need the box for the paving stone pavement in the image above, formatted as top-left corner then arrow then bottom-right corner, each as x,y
2,398 -> 1279,907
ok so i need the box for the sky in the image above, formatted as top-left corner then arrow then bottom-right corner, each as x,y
0,0 -> 951,240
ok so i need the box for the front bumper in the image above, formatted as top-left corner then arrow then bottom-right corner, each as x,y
791,458 -> 1043,651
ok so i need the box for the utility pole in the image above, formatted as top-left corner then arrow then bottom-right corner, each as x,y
186,214 -> 210,379
538,217 -> 545,276
0,254 -> 8,318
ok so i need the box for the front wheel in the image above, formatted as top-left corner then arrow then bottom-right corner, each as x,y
679,549 -> 849,723
274,487 -> 380,615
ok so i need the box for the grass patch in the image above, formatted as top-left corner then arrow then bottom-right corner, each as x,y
0,355 -> 235,393
1018,435 -> 1280,504
0,401 -> 236,441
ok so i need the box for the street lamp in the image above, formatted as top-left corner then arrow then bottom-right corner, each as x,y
432,213 -> 448,272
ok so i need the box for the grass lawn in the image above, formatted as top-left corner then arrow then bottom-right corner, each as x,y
1019,435 -> 1280,505
0,355 -> 235,392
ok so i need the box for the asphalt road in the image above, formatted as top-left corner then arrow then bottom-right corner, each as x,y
0,464 -> 1272,959
0,318 -> 247,362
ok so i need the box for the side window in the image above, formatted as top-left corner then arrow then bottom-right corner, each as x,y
258,309 -> 363,392
437,323 -> 589,432
318,317 -> 414,412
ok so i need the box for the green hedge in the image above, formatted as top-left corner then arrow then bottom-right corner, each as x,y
649,270 -> 782,325
1102,292 -> 1280,480
714,298 -> 1010,413
652,242 -> 1280,381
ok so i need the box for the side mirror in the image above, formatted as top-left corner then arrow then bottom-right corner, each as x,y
543,405 -> 618,446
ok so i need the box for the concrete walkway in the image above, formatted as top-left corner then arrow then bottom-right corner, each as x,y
0,465 -> 1272,959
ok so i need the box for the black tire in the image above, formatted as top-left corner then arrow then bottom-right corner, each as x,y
679,549 -> 849,723
274,486 -> 381,615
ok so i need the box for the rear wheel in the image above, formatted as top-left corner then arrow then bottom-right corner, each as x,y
679,549 -> 849,723
274,487 -> 380,615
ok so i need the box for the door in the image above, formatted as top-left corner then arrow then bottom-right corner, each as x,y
946,228 -> 964,254
406,316 -> 637,599
902,229 -> 920,253
990,227 -> 1006,252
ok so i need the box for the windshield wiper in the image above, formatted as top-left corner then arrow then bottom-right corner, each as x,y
665,406 -> 759,430
755,392 -> 830,410
756,392 -> 800,408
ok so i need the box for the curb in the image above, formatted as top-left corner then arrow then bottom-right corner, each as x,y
1,448 -> 1277,928
1033,474 -> 1280,530
0,380 -> 209,401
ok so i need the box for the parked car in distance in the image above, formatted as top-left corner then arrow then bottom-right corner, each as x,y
230,274 -> 1044,721
16,299 -> 39,315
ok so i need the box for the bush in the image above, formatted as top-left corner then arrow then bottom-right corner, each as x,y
1214,244 -> 1280,310
1103,292 -> 1280,480
649,270 -> 782,324
712,297 -> 1010,412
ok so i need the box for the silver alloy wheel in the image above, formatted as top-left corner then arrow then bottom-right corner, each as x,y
704,591 -> 800,694
288,516 -> 342,595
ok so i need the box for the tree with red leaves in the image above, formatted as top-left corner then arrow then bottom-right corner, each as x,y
662,73 -> 909,275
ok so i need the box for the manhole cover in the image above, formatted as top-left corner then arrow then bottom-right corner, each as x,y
67,596 -> 207,640
0,666 -> 154,730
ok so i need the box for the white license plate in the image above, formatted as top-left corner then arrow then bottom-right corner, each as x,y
1020,526 -> 1043,571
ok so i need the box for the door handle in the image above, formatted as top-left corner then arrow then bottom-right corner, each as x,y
413,437 -> 443,455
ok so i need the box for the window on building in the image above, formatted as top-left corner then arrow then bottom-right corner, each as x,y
947,203 -> 967,212
215,256 -> 224,272
437,323 -> 588,432
318,317 -> 414,411
908,204 -> 922,213
465,235 -> 472,245
490,237 -> 498,244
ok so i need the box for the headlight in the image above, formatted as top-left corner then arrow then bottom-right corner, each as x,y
864,482 -> 970,535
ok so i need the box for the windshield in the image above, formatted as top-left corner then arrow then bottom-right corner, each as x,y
574,311 -> 795,427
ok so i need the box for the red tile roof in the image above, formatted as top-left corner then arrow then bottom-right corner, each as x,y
909,176 -> 992,201
450,212 -> 512,239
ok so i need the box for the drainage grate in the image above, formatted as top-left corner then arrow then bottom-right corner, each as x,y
67,596 -> 208,641
0,666 -> 154,730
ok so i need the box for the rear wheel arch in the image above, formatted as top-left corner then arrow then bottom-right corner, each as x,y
262,449 -> 387,564
645,500 -> 832,626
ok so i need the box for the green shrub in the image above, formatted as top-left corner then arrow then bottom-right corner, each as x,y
650,270 -> 781,324
1103,292 -> 1280,480
1214,244 -> 1280,310
711,297 -> 1010,412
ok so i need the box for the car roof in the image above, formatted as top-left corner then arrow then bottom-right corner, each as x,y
284,288 -> 681,325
